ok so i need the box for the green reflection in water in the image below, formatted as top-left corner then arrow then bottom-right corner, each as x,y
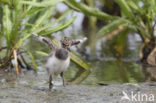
24,35 -> 155,85
64,60 -> 144,85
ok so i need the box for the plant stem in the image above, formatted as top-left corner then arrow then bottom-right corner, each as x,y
13,49 -> 20,74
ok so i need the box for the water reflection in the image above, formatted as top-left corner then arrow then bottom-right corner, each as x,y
141,66 -> 156,82
19,30 -> 155,86
1,9 -> 156,85
63,33 -> 156,85
1,36 -> 156,86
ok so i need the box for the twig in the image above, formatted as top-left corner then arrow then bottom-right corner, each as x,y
13,49 -> 20,74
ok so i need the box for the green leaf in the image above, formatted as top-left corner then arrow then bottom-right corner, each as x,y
127,1 -> 140,11
1,0 -> 10,4
34,7 -> 55,27
33,10 -> 73,34
64,1 -> 81,12
16,10 -> 74,48
70,52 -> 91,70
71,70 -> 91,84
150,0 -> 156,16
26,7 -> 43,16
54,10 -> 73,23
66,0 -> 117,20
20,0 -> 64,7
16,7 -> 56,48
2,5 -> 12,47
115,0 -> 135,19
16,33 -> 32,48
27,51 -> 38,71
40,17 -> 76,36
97,18 -> 128,36
36,51 -> 48,57
25,0 -> 37,12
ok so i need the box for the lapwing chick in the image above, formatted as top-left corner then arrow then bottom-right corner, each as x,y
32,34 -> 87,90
45,48 -> 70,90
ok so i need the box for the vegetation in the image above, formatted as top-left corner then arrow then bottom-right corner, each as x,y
0,0 -> 155,89
65,0 -> 156,63
1,0 -> 156,74
0,0 -> 90,73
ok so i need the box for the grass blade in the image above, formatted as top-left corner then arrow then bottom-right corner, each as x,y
26,7 -> 43,16
33,10 -> 73,34
2,5 -> 12,47
66,0 -> 117,20
40,17 -> 76,36
150,0 -> 156,16
20,0 -> 64,7
69,52 -> 91,70
115,0 -> 135,19
97,18 -> 128,36
27,51 -> 38,71
34,7 -> 55,27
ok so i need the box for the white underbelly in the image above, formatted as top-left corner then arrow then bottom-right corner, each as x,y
45,55 -> 70,74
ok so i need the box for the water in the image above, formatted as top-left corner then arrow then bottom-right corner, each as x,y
0,2 -> 156,103
0,2 -> 156,85
15,29 -> 154,87
1,37 -> 156,103
63,34 -> 155,85
1,5 -> 156,103
1,11 -> 156,87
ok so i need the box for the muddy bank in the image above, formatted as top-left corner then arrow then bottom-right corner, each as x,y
0,81 -> 156,103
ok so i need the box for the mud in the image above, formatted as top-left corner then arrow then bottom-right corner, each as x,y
0,78 -> 156,103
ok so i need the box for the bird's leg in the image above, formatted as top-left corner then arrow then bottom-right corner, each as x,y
49,74 -> 53,90
60,72 -> 65,87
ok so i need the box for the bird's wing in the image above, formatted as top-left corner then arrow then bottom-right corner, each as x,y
71,37 -> 87,46
32,34 -> 56,50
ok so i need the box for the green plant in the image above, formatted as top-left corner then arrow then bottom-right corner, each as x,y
0,0 -> 91,72
65,0 -> 156,63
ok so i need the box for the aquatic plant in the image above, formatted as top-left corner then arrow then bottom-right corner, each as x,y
65,0 -> 156,63
0,0 -> 90,73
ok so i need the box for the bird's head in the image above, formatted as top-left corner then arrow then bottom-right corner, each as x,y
61,37 -> 72,51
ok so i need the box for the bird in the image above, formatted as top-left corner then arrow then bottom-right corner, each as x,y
32,34 -> 87,90
45,46 -> 70,90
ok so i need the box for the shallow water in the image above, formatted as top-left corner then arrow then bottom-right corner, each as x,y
1,7 -> 156,103
15,31 -> 154,87
1,12 -> 156,87
0,76 -> 156,103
